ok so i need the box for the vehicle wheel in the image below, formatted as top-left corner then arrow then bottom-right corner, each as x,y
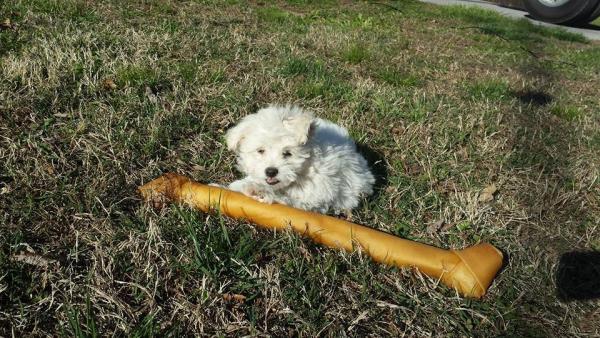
523,0 -> 600,25
581,1 -> 600,23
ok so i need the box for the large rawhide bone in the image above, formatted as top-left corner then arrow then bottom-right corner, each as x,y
139,173 -> 503,298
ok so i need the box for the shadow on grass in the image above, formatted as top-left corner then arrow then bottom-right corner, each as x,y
556,251 -> 600,301
524,15 -> 600,31
356,143 -> 389,200
512,89 -> 553,106
576,23 -> 600,31
440,5 -> 588,43
506,48 -> 597,333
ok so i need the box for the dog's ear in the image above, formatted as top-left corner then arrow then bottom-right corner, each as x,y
283,111 -> 315,144
225,116 -> 253,152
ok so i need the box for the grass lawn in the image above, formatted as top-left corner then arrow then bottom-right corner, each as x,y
1,0 -> 599,336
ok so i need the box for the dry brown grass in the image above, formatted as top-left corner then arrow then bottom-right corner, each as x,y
1,0 -> 599,336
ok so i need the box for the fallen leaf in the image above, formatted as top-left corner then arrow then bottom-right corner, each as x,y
150,194 -> 168,209
478,183 -> 497,203
102,78 -> 117,90
222,293 -> 246,303
145,86 -> 158,103
405,163 -> 422,176
441,222 -> 454,232
391,123 -> 405,135
427,219 -> 444,234
0,18 -> 12,29
434,180 -> 457,195
456,147 -> 468,160
11,253 -> 57,269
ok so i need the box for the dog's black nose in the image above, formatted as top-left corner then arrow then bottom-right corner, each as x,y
265,167 -> 278,178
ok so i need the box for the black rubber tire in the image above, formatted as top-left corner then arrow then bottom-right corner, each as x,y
580,1 -> 600,23
523,0 -> 600,25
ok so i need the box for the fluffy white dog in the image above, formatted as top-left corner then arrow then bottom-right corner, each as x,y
225,105 -> 375,214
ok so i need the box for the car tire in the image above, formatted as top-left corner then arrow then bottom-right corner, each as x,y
523,0 -> 600,25
580,1 -> 600,23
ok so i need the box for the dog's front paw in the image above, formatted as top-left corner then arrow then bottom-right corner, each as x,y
254,192 -> 274,204
231,180 -> 274,204
242,185 -> 274,204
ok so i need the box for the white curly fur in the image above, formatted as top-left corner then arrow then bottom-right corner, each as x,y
225,105 -> 375,214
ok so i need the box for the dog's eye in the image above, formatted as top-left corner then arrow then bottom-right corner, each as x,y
282,151 -> 292,158
257,149 -> 265,154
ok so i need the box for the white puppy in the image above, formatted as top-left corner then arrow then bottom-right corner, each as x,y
225,105 -> 375,214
